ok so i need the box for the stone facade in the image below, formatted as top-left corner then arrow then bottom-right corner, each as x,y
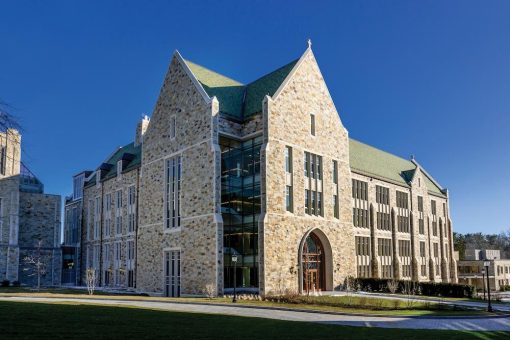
66,44 -> 458,296
0,129 -> 61,286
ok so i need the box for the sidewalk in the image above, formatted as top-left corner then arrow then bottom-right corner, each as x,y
1,296 -> 509,331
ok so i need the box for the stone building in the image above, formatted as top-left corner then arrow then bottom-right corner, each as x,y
458,249 -> 510,291
66,43 -> 457,296
0,129 -> 62,286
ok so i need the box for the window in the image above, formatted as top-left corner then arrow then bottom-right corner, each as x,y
117,160 -> 122,177
127,240 -> 135,261
115,190 -> 123,235
398,240 -> 411,257
396,191 -> 408,209
170,115 -> 176,139
0,146 -> 6,175
376,186 -> 390,231
164,250 -> 181,297
310,113 -> 315,136
104,193 -> 112,237
285,146 -> 293,213
332,160 -> 338,184
432,221 -> 438,236
128,186 -> 136,233
304,152 -> 323,217
87,200 -> 93,241
419,218 -> 424,235
165,155 -> 182,229
420,241 -> 426,257
286,186 -> 293,212
431,200 -> 437,215
355,236 -> 371,278
377,238 -> 392,256
73,175 -> 84,200
396,191 -> 409,233
352,179 -> 368,228
94,197 -> 101,240
332,160 -> 339,218
285,146 -> 292,173
376,186 -> 389,205
433,243 -> 440,274
418,196 -> 423,212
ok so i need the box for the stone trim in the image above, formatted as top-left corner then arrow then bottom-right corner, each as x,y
173,50 -> 211,104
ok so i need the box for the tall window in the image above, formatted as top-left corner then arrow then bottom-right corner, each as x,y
73,175 -> 84,200
114,241 -> 122,286
433,242 -> 440,274
418,196 -> 424,234
310,113 -> 315,136
170,115 -> 176,139
376,186 -> 390,231
165,155 -> 182,229
0,146 -> 6,175
87,200 -> 93,240
304,152 -> 323,216
352,179 -> 368,228
420,241 -> 427,276
285,146 -> 293,212
333,160 -> 339,219
396,191 -> 409,233
127,186 -> 136,233
115,190 -> 123,235
355,236 -> 371,278
431,199 -> 438,236
378,238 -> 393,279
104,193 -> 112,237
127,240 -> 135,288
398,240 -> 411,278
94,196 -> 101,240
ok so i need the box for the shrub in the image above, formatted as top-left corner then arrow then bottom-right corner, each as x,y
1,280 -> 10,287
12,281 -> 20,287
352,278 -> 475,298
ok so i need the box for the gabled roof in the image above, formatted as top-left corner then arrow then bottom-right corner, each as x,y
84,142 -> 141,188
349,138 -> 445,197
184,58 -> 298,120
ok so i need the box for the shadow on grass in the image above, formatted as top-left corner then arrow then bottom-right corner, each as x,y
0,301 -> 508,339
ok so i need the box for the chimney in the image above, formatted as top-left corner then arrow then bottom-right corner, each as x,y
134,115 -> 150,147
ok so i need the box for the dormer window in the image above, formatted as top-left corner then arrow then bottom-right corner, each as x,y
117,160 -> 123,178
73,174 -> 84,200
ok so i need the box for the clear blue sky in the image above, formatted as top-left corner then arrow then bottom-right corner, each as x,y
0,1 -> 508,234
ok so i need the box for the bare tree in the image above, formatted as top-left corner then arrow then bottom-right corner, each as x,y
387,280 -> 398,294
203,283 -> 215,299
22,239 -> 48,290
86,268 -> 97,295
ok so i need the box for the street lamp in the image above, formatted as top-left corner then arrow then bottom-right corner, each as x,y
481,268 -> 486,300
232,255 -> 238,303
484,260 -> 493,312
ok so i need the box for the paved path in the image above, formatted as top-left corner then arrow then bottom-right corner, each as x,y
327,291 -> 510,312
1,296 -> 510,331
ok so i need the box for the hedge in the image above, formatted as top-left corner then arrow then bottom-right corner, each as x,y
347,277 -> 475,298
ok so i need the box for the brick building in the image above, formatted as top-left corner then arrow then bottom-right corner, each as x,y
64,43 -> 457,295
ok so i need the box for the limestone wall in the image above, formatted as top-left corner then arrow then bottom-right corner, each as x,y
137,54 -> 221,296
261,49 -> 355,295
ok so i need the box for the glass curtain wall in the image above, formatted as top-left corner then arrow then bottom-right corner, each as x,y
220,135 -> 261,289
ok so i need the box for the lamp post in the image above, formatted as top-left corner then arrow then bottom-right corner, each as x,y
484,260 -> 493,312
232,255 -> 238,303
481,268 -> 486,300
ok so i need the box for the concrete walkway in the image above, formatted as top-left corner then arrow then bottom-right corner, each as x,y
1,296 -> 510,331
327,291 -> 510,313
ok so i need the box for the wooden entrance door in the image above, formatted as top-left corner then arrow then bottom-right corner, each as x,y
302,233 -> 325,293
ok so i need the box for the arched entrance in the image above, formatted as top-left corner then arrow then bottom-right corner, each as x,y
301,232 -> 326,293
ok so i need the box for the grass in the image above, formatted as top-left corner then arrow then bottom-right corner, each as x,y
0,301 -> 507,339
0,287 -> 494,317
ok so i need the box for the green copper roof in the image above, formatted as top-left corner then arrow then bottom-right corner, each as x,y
84,142 -> 141,188
184,58 -> 298,119
349,138 -> 445,196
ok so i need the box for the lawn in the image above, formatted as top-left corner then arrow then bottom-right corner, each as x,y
0,301 -> 507,339
0,287 -> 495,316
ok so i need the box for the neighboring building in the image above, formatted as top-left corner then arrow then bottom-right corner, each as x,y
62,170 -> 91,285
458,249 -> 510,291
0,129 -> 62,286
65,43 -> 457,296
